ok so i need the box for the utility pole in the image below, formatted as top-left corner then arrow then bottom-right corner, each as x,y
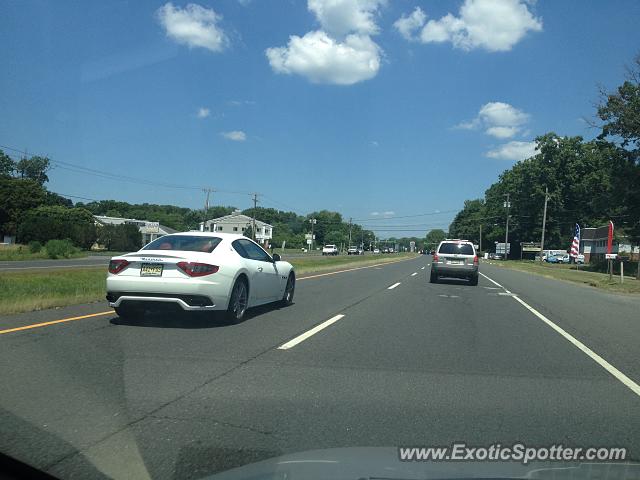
479,224 -> 482,253
309,218 -> 317,253
539,186 -> 549,262
504,193 -> 511,260
348,217 -> 353,246
202,187 -> 214,231
251,193 -> 259,241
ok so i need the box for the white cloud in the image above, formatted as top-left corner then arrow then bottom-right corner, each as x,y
393,7 -> 426,41
266,30 -> 381,85
266,0 -> 384,85
457,102 -> 530,138
486,140 -> 537,161
308,0 -> 385,38
370,140 -> 379,147
383,211 -> 395,216
396,0 -> 542,52
196,107 -> 210,118
370,211 -> 380,216
156,3 -> 228,52
221,130 -> 246,141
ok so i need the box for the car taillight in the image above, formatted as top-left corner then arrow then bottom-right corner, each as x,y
433,254 -> 439,262
108,259 -> 130,274
177,262 -> 219,277
473,255 -> 478,264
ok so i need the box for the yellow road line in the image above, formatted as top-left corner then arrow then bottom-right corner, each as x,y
0,311 -> 113,335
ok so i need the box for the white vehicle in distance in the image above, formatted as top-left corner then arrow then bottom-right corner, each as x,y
322,244 -> 339,256
347,246 -> 363,255
106,232 -> 295,323
373,248 -> 380,254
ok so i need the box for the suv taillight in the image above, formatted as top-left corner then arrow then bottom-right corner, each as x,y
433,254 -> 439,262
177,262 -> 219,277
473,255 -> 478,264
108,259 -> 129,274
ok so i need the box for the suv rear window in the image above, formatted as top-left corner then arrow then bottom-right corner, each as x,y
438,243 -> 474,255
143,235 -> 222,253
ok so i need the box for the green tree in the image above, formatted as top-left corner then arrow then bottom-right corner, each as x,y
16,156 -> 51,185
0,178 -> 47,237
425,229 -> 447,249
0,150 -> 15,178
17,206 -> 97,249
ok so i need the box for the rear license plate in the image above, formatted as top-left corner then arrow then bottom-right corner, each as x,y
140,263 -> 163,277
449,260 -> 463,265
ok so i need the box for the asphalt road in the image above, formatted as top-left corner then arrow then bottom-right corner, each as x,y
0,256 -> 639,479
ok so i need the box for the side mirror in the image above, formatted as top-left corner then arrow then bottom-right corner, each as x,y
272,253 -> 281,262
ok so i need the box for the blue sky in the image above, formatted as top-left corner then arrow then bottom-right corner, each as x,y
2,0 -> 640,236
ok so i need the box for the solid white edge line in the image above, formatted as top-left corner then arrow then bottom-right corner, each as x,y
388,282 -> 401,290
277,314 -> 345,350
479,272 -> 504,288
411,272 -> 418,276
481,271 -> 640,398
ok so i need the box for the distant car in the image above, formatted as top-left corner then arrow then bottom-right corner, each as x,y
106,232 -> 295,324
322,244 -> 339,256
430,240 -> 479,286
557,254 -> 571,264
576,254 -> 585,264
546,255 -> 560,263
388,248 -> 394,253
382,248 -> 389,253
347,246 -> 362,255
373,248 -> 380,254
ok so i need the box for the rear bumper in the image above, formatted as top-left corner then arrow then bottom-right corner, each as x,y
106,291 -> 224,311
432,263 -> 478,278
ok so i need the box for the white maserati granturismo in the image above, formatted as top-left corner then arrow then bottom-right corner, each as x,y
106,232 -> 295,323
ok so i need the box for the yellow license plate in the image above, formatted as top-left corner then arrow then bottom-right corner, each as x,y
140,263 -> 163,277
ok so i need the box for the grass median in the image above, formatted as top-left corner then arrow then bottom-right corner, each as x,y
0,253 -> 418,315
486,260 -> 640,294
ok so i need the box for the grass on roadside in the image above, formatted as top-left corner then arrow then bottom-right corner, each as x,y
0,253 -> 418,315
0,267 -> 107,315
0,244 -> 87,261
487,260 -> 640,294
290,252 -> 416,274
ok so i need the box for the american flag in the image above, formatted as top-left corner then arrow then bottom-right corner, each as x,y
570,223 -> 580,257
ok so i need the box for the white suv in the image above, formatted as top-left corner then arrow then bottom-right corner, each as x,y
430,239 -> 479,285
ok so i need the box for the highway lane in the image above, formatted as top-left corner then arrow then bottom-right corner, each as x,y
0,256 -> 638,479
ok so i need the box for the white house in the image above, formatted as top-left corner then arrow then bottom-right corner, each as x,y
94,215 -> 177,246
202,212 -> 273,245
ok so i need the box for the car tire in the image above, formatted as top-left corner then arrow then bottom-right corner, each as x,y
225,278 -> 248,324
430,271 -> 437,283
469,274 -> 478,286
114,305 -> 143,320
280,272 -> 295,307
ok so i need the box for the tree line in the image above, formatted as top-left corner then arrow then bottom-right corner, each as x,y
448,56 -> 640,257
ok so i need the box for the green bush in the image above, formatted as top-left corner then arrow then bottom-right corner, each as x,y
17,205 -> 97,249
28,240 -> 42,253
45,239 -> 78,259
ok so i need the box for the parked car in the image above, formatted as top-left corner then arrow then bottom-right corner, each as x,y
347,246 -> 362,255
373,248 -> 380,254
546,255 -> 560,263
322,244 -> 339,256
557,254 -> 571,264
576,254 -> 585,264
430,240 -> 479,286
106,232 -> 295,323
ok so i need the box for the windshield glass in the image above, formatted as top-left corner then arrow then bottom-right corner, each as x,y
438,243 -> 474,255
2,1 -> 640,479
143,235 -> 222,253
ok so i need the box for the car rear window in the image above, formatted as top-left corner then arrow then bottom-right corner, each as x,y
438,243 -> 474,255
143,235 -> 222,253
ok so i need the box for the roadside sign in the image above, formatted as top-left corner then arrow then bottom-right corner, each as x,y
306,239 -> 312,245
605,253 -> 617,259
